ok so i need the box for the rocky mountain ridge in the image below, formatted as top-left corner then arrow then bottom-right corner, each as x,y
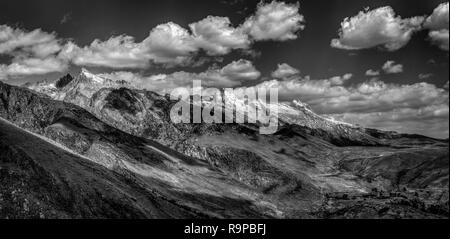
0,71 -> 447,218
25,70 -> 382,145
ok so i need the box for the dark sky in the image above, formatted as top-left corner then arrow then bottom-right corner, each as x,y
0,0 -> 448,86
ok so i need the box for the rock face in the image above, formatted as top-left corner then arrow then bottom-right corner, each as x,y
55,74 -> 74,88
1,70 -> 448,219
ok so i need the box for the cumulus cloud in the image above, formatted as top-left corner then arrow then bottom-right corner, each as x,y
1,57 -> 68,76
425,2 -> 449,30
366,60 -> 403,76
250,73 -> 354,103
428,30 -> 449,50
424,3 -> 449,51
220,59 -> 261,81
271,63 -> 300,79
0,25 -> 62,56
1,2 -> 305,80
365,69 -> 380,76
59,37 -> 150,69
58,22 -> 204,69
331,6 -> 424,51
101,59 -> 260,93
0,25 -> 68,78
61,23 -> 199,69
329,105 -> 449,138
189,16 -> 251,55
42,1 -> 305,70
329,73 -> 353,85
144,22 -> 199,65
241,1 -> 305,41
382,60 -> 403,74
249,77 -> 449,138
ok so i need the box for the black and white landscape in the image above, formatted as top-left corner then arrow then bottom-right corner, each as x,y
0,0 -> 448,219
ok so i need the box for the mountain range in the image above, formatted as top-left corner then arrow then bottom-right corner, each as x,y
0,69 -> 448,218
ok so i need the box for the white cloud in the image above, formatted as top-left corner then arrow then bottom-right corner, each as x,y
328,105 -> 449,138
59,37 -> 150,69
271,63 -> 300,79
366,60 -> 403,76
2,57 -> 68,76
47,2 -> 305,70
241,1 -> 305,41
101,59 -> 260,93
60,22 -> 199,69
329,73 -> 353,85
382,60 -> 403,74
143,22 -> 198,66
331,6 -> 424,51
428,29 -> 449,51
424,2 -> 449,51
251,73 -> 354,103
189,16 -> 250,55
365,69 -> 380,76
219,59 -> 261,81
424,2 -> 449,30
0,25 -> 68,78
250,77 -> 449,138
63,23 -> 199,69
63,20 -> 247,69
0,25 -> 62,56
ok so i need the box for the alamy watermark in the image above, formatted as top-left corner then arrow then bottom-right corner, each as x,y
170,80 -> 279,134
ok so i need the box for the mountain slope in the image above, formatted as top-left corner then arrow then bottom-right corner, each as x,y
0,118 -> 202,218
24,71 -> 449,189
27,69 -> 445,147
6,71 -> 449,218
0,81 -> 307,218
27,69 -> 385,145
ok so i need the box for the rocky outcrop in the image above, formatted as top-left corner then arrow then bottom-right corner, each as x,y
55,74 -> 74,88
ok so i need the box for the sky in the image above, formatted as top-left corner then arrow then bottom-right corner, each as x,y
0,0 -> 449,138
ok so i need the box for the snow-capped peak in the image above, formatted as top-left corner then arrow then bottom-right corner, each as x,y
80,68 -> 105,83
291,99 -> 354,127
292,100 -> 311,110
